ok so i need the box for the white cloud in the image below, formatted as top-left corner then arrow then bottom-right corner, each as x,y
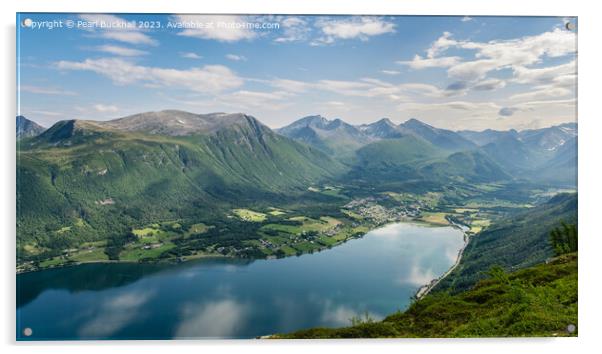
515,98 -> 576,109
218,90 -> 293,110
175,299 -> 248,338
380,70 -> 400,75
397,55 -> 461,70
312,16 -> 395,45
427,32 -> 458,58
269,78 -> 312,93
444,101 -> 500,111
56,58 -> 244,94
94,45 -> 148,57
180,52 -> 203,59
460,28 -> 575,65
450,28 -> 575,81
274,17 -> 310,43
512,60 -> 576,85
79,291 -> 154,338
447,59 -> 500,81
173,15 -> 257,42
400,100 -> 501,113
510,86 -> 572,101
20,85 -> 77,96
28,110 -> 63,117
404,264 -> 436,287
225,54 -> 247,61
79,14 -> 157,46
268,77 -> 455,101
93,104 -> 119,113
400,28 -> 576,99
100,31 -> 157,45
473,78 -> 506,91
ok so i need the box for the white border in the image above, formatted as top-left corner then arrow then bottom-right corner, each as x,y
2,1 -> 601,354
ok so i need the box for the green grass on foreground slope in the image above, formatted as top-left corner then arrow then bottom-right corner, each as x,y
276,252 -> 577,338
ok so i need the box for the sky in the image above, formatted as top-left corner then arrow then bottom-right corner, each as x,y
17,14 -> 577,131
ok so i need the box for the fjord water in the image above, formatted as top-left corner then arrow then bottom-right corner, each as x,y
17,223 -> 464,340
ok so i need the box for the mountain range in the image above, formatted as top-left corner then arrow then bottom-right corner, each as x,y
18,112 -> 578,187
16,111 -> 577,257
276,115 -> 476,158
278,115 -> 577,185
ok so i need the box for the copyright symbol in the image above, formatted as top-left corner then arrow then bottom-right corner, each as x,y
65,20 -> 74,28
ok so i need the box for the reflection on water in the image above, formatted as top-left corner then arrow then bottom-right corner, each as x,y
17,222 -> 464,340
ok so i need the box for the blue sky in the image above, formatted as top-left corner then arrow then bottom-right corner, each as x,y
17,14 -> 577,130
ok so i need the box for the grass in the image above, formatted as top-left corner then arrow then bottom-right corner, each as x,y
187,223 -> 210,234
341,209 -> 363,220
455,208 -> 478,213
267,208 -> 287,216
419,212 -> 450,225
469,219 -> 491,233
119,242 -> 176,261
68,248 -> 109,262
262,216 -> 341,236
276,253 -> 578,338
132,227 -> 161,238
254,215 -> 365,256
233,208 -> 267,222
56,226 -> 72,234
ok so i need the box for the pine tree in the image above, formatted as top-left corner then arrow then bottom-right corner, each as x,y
549,222 -> 577,256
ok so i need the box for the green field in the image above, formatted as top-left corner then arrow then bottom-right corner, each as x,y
119,242 -> 176,262
419,212 -> 451,225
233,208 -> 268,222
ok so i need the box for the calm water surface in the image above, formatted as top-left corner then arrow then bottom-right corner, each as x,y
17,222 -> 464,340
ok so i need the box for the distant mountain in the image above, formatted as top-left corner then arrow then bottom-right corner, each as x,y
534,136 -> 577,185
459,129 -> 519,146
276,115 -> 374,158
481,135 -> 538,172
519,123 -> 577,152
17,111 -> 345,251
461,122 -> 578,185
16,116 -> 45,139
358,118 -> 404,139
278,116 -> 476,157
399,118 -> 476,151
460,123 -> 577,151
101,110 -> 258,136
279,115 -> 580,186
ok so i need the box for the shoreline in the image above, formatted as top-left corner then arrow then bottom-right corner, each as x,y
415,225 -> 470,300
16,253 -> 231,275
17,217 -> 460,275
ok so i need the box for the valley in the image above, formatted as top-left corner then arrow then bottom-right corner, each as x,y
16,112 -> 577,273
15,111 -> 578,340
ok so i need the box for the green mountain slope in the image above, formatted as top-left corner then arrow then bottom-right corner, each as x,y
17,112 -> 345,262
277,252 -> 577,338
354,135 -> 444,167
435,193 -> 577,293
419,150 -> 511,183
346,136 -> 510,185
